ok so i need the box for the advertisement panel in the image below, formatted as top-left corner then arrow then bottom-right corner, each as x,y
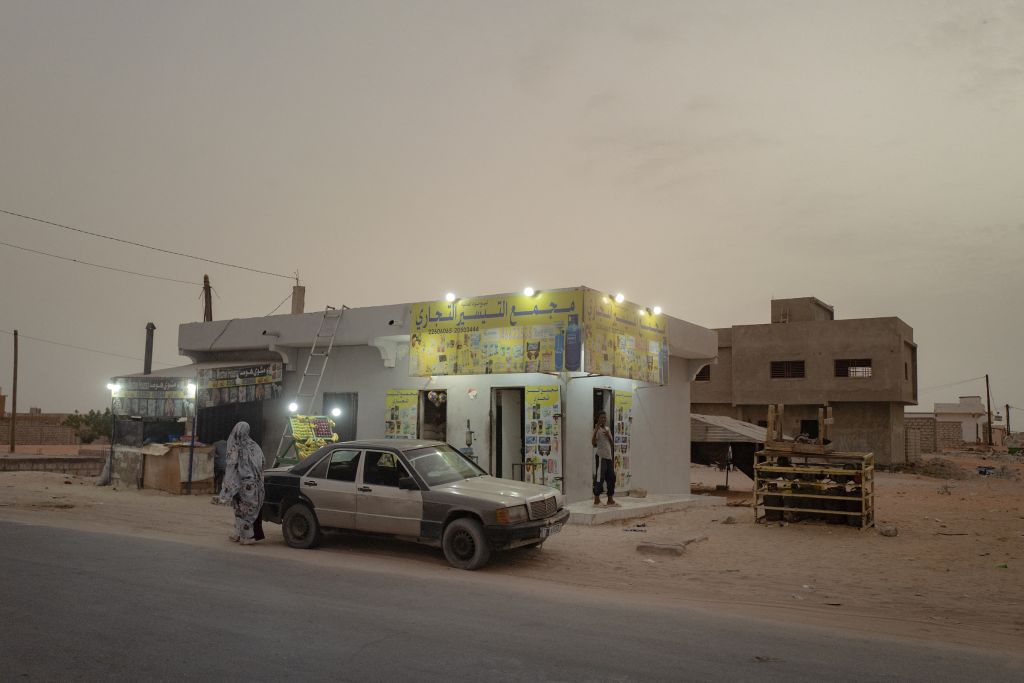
583,290 -> 668,384
385,390 -> 419,438
112,377 -> 191,418
614,391 -> 633,490
196,363 -> 284,409
524,385 -> 563,492
410,289 -> 583,376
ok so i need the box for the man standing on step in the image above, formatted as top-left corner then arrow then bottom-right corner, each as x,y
592,411 -> 618,507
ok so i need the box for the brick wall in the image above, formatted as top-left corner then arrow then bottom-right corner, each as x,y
936,421 -> 963,450
904,415 -> 936,453
0,416 -> 79,445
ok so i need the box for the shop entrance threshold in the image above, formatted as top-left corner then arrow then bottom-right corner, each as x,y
565,493 -> 726,526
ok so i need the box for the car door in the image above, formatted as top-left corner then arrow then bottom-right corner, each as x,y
300,448 -> 361,529
355,450 -> 423,536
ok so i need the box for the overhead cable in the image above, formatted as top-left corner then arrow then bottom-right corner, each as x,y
0,239 -> 202,287
1,208 -> 294,280
0,329 -> 177,367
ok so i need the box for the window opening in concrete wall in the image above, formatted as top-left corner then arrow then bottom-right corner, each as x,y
695,365 -> 711,381
770,360 -> 805,379
835,359 -> 873,378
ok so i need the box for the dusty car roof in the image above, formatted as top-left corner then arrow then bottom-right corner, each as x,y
336,439 -> 448,451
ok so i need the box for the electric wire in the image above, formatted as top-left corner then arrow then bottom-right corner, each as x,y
266,292 -> 293,316
0,239 -> 202,287
0,329 -> 177,367
1,208 -> 294,280
918,376 -> 986,393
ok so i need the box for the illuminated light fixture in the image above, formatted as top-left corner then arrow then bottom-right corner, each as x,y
614,293 -> 625,304
331,407 -> 342,417
444,292 -> 456,303
601,296 -> 609,304
652,305 -> 662,316
106,383 -> 121,393
523,286 -> 535,297
288,402 -> 299,413
186,382 -> 197,397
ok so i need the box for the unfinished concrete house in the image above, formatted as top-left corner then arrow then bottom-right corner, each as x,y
691,297 -> 917,466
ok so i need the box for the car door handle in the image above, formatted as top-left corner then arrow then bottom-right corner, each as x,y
358,486 -> 372,492
303,480 -> 317,487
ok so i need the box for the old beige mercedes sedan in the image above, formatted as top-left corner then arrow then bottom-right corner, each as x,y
262,440 -> 569,570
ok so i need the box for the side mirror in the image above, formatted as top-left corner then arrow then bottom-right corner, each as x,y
398,476 -> 419,491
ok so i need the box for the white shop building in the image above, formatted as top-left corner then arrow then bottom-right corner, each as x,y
171,287 -> 716,503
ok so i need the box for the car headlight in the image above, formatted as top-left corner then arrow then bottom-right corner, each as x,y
495,505 -> 529,525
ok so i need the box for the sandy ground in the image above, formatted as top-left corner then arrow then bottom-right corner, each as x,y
2,452 -> 1022,653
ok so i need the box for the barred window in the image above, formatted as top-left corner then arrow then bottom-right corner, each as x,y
695,365 -> 711,381
835,359 -> 872,378
770,360 -> 805,379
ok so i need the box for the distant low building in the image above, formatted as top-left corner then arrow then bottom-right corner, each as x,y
691,297 -> 917,465
934,396 -> 987,444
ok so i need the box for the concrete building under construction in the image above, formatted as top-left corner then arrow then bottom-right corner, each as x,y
691,297 -> 917,466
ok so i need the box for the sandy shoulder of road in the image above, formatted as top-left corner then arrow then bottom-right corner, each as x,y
1,455 -> 1022,652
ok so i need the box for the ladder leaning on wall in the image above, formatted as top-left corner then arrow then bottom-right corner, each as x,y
273,305 -> 344,465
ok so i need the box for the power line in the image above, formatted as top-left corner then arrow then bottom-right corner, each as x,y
0,329 -> 177,367
1,208 -> 294,281
918,376 -> 986,394
266,291 -> 293,316
0,239 -> 202,287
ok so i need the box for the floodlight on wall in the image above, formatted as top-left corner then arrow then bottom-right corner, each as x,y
331,407 -> 342,417
444,292 -> 456,303
288,402 -> 299,413
614,293 -> 625,304
106,383 -> 121,394
652,305 -> 662,315
186,382 -> 197,398
523,286 -> 535,297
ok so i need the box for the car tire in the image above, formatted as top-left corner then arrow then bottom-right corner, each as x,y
282,504 -> 321,549
442,517 -> 491,570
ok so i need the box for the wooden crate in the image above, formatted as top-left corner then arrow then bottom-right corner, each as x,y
753,449 -> 874,530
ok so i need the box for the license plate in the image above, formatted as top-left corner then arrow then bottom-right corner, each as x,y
540,523 -> 562,539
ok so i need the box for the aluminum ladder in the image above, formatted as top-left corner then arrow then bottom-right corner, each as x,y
274,305 -> 344,464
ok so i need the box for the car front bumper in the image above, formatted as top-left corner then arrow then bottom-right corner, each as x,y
484,508 -> 571,549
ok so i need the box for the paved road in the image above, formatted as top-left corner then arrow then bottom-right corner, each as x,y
1,522 -> 1019,682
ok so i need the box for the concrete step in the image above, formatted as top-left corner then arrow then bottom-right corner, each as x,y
565,493 -> 726,526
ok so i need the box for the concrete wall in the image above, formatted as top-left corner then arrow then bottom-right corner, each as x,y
0,456 -> 104,476
936,420 -> 965,449
771,297 -> 834,323
261,345 -> 695,502
904,414 -> 937,453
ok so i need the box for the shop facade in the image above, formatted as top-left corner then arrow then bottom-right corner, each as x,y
174,287 -> 716,502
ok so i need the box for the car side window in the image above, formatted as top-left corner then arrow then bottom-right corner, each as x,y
306,453 -> 331,479
363,450 -> 410,488
324,449 -> 361,482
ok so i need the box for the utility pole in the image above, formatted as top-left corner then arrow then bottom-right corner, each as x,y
984,373 -> 993,447
202,275 -> 213,322
1006,404 -> 1011,435
143,323 -> 156,375
9,330 -> 17,453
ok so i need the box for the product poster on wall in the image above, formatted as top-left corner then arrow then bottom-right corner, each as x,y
524,385 -> 563,491
410,290 -> 583,377
582,290 -> 669,385
614,391 -> 633,490
384,390 -> 418,439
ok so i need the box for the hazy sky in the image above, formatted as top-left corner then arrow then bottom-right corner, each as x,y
1,1 -> 1022,415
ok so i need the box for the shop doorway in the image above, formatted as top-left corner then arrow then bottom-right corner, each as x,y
799,419 -> 819,440
419,390 -> 447,441
593,389 -> 614,435
322,392 -> 358,441
490,388 -> 524,480
198,402 -> 265,446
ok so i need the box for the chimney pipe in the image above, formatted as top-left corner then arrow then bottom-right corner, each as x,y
291,285 -> 306,315
144,322 -> 156,375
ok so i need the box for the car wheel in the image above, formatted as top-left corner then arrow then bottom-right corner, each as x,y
282,504 -> 321,549
442,517 -> 491,570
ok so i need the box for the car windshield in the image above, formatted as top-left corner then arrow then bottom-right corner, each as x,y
404,445 -> 485,487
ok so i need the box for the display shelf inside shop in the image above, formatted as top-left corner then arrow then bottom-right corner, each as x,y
753,450 -> 874,530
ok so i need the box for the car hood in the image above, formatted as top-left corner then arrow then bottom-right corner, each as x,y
434,476 -> 561,507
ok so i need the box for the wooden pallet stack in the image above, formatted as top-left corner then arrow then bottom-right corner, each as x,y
753,405 -> 875,530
